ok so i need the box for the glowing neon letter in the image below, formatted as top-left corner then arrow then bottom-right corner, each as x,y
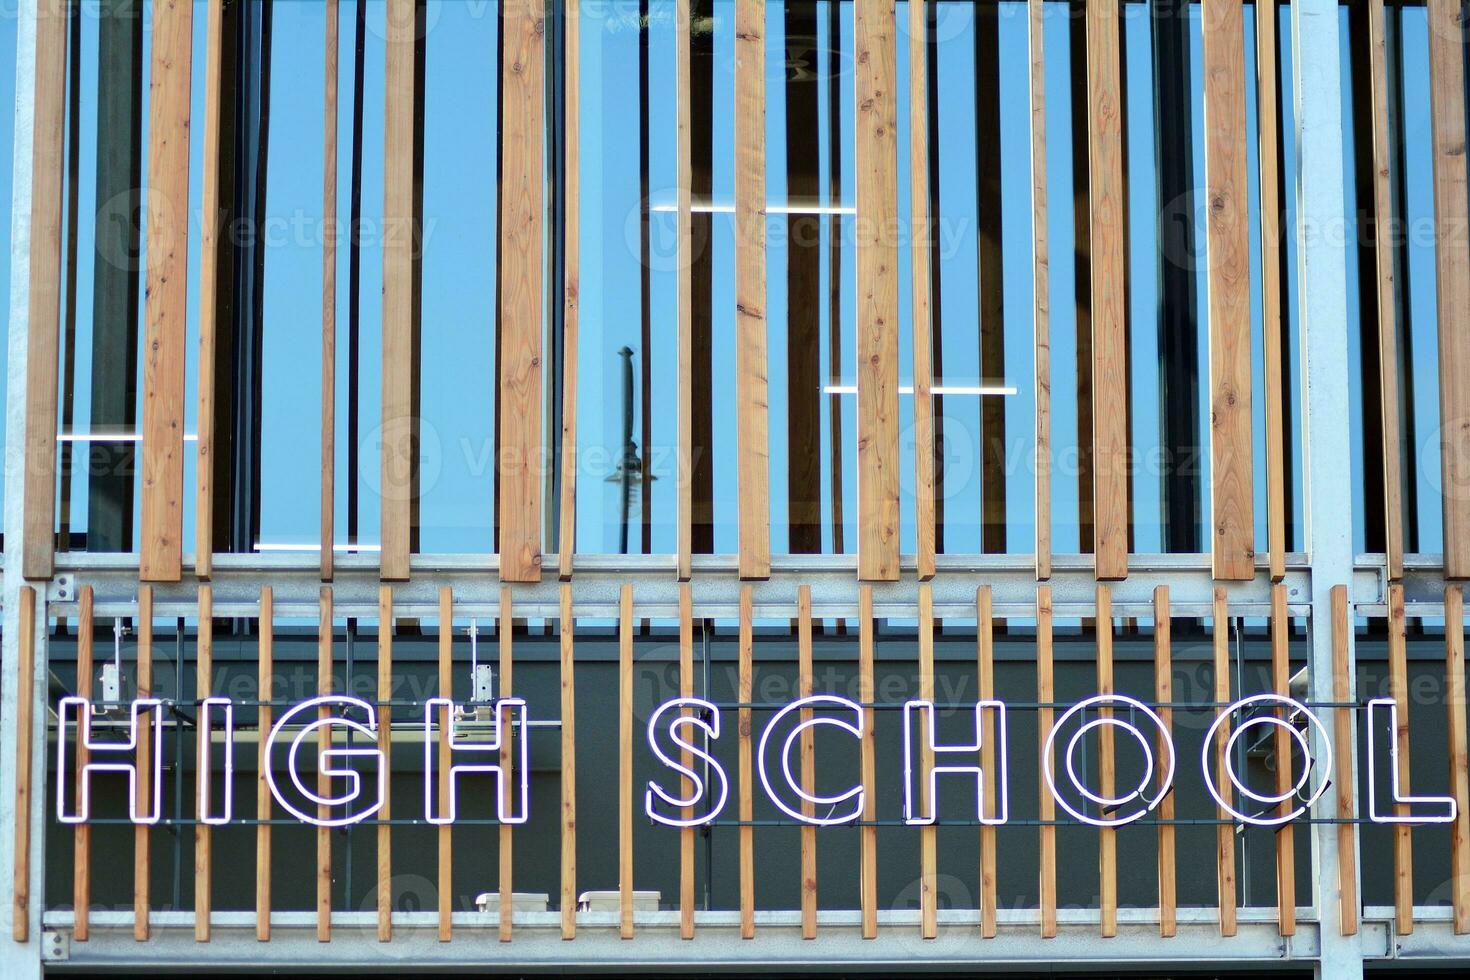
1200,693 -> 1331,827
756,695 -> 864,826
422,697 -> 530,824
901,699 -> 1009,825
264,695 -> 385,828
56,697 -> 164,825
1043,694 -> 1175,827
645,697 -> 729,827
197,697 -> 235,825
1366,698 -> 1456,824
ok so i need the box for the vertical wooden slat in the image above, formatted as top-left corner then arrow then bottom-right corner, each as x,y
1213,587 -> 1237,936
560,0 -> 581,581
678,584 -> 694,939
1331,585 -> 1360,937
858,585 -> 877,939
196,586 -> 214,942
1202,0 -> 1254,581
1387,583 -> 1413,933
381,0 -> 417,581
1085,0 -> 1127,581
918,585 -> 936,939
139,0 -> 195,583
560,583 -> 578,939
1029,0 -> 1051,582
734,0 -> 771,580
256,587 -> 273,941
1096,585 -> 1116,937
135,587 -> 153,940
797,585 -> 817,938
1036,585 -> 1056,938
1445,585 -> 1470,933
321,0 -> 338,582
1428,0 -> 1470,578
854,0 -> 899,582
196,0 -> 227,580
909,0 -> 935,582
1154,586 -> 1176,937
377,586 -> 393,942
1270,582 -> 1295,935
317,587 -> 333,942
1256,0 -> 1288,583
738,585 -> 756,937
619,584 -> 635,938
977,586 -> 997,938
74,587 -> 93,942
500,0 -> 546,582
11,587 -> 35,941
675,0 -> 693,582
438,587 -> 453,942
21,0 -> 67,580
499,587 -> 514,941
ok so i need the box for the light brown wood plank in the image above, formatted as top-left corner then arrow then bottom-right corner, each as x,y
1387,584 -> 1413,933
1037,585 -> 1056,938
859,585 -> 877,939
918,584 -> 936,939
500,0 -> 547,583
1428,0 -> 1470,578
12,587 -> 35,941
74,586 -> 93,942
1086,0 -> 1127,581
377,586 -> 393,942
257,587 -> 273,941
1270,582 -> 1295,935
196,586 -> 214,942
500,587 -> 514,941
317,587 -> 333,942
21,0 -> 67,581
438,587 -> 453,942
678,584 -> 694,939
321,0 -> 339,583
380,0 -> 417,582
560,583 -> 578,939
1154,585 -> 1176,937
977,586 -> 997,938
1256,0 -> 1287,583
798,585 -> 817,938
739,585 -> 755,937
854,0 -> 899,582
675,0 -> 693,582
135,587 -> 153,941
1030,0 -> 1051,583
734,0 -> 771,580
909,0 -> 935,582
196,0 -> 227,580
560,0 -> 581,581
1096,585 -> 1116,937
139,0 -> 194,583
1445,585 -> 1470,933
1331,584 -> 1359,936
1214,587 -> 1237,936
619,584 -> 635,938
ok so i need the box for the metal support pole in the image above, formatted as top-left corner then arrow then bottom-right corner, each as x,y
1292,1 -> 1364,976
4,1 -> 48,975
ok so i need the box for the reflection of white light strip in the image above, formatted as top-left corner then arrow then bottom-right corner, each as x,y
649,202 -> 856,215
1365,698 -> 1457,824
1200,693 -> 1331,827
823,384 -> 1018,397
58,432 -> 199,442
253,542 -> 383,553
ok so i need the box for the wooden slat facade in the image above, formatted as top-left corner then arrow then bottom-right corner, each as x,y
909,0 -> 936,582
1270,583 -> 1295,936
1213,587 -> 1237,937
1331,585 -> 1359,937
73,587 -> 93,942
321,0 -> 339,583
797,585 -> 817,939
1256,0 -> 1288,583
738,585 -> 756,938
560,583 -> 578,940
134,587 -> 153,940
1036,585 -> 1056,938
620,584 -> 635,938
196,586 -> 214,942
1446,585 -> 1470,933
317,588 -> 333,942
195,0 -> 227,581
12,588 -> 36,942
1387,584 -> 1413,934
377,586 -> 393,943
438,587 -> 454,942
499,588 -> 515,942
560,0 -> 582,583
1029,0 -> 1052,583
256,588 -> 273,941
918,585 -> 936,939
977,586 -> 997,938
1154,586 -> 1175,937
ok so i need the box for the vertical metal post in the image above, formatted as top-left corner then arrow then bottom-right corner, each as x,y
4,1 -> 47,975
1292,1 -> 1363,976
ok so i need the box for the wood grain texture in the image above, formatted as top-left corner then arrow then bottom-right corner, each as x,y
1270,583 -> 1295,936
560,0 -> 581,581
377,586 -> 393,942
74,587 -> 93,942
560,583 -> 578,939
1445,586 -> 1469,933
1154,586 -> 1175,937
1213,587 -> 1237,936
318,587 -> 333,942
1037,586 -> 1056,938
1030,0 -> 1051,582
139,0 -> 194,582
798,585 -> 817,938
675,0 -> 693,582
1085,0 -> 1127,581
918,585 -> 936,939
321,0 -> 339,583
854,0 -> 900,582
1387,584 -> 1413,934
1096,585 -> 1116,937
678,584 -> 694,939
1256,0 -> 1287,583
977,586 -> 997,939
21,0 -> 67,581
438,587 -> 453,942
1428,0 -> 1470,578
1331,585 -> 1359,936
1202,0 -> 1254,581
734,0 -> 771,580
858,586 -> 877,939
500,587 -> 515,941
257,588 -> 273,941
380,0 -> 417,582
197,586 -> 214,942
738,585 -> 755,937
619,584 -> 635,938
12,588 -> 35,942
909,0 -> 935,582
135,588 -> 153,940
196,0 -> 227,580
